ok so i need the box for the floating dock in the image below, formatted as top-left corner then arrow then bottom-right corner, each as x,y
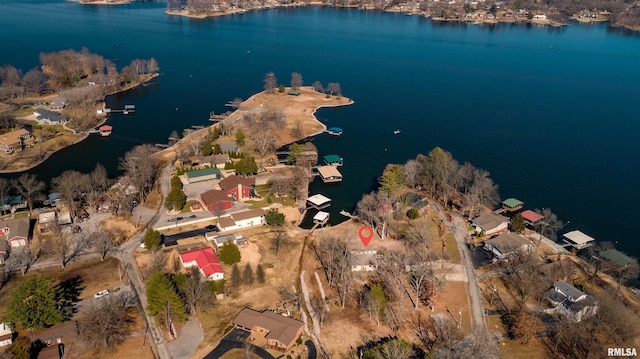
325,127 -> 343,136
313,211 -> 330,225
323,154 -> 343,166
316,166 -> 343,183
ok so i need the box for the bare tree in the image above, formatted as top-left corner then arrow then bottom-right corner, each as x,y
312,80 -> 324,93
51,225 -> 92,268
327,82 -> 341,96
181,267 -> 208,312
21,68 -> 46,94
467,168 -> 500,217
290,72 -> 303,90
93,228 -> 115,261
119,144 -> 158,203
228,97 -> 243,109
10,246 -> 36,276
12,173 -> 45,214
263,71 -> 278,94
79,293 -> 135,352
51,170 -> 85,216
270,229 -> 289,257
249,126 -> 276,170
403,159 -> 422,189
534,208 -> 563,242
356,191 -> 393,239
149,248 -> 167,274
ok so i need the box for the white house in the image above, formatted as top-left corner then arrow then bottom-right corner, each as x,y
351,250 -> 378,272
545,281 -> 598,322
216,209 -> 265,232
472,212 -> 509,235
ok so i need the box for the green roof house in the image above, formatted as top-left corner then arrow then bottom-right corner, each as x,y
185,167 -> 222,184
601,249 -> 636,268
502,198 -> 524,211
323,155 -> 343,166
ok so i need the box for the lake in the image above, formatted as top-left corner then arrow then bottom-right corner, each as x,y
1,0 -> 640,258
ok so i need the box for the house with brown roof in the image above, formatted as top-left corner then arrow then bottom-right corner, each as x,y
115,175 -> 139,196
219,175 -> 255,200
234,308 -> 304,350
472,212 -> 509,236
0,128 -> 32,156
0,217 -> 30,248
483,232 -> 532,260
201,190 -> 233,213
216,209 -> 265,232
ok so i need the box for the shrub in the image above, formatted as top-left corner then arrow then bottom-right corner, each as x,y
406,207 -> 421,219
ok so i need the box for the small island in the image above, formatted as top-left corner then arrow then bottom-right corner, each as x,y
0,48 -> 160,172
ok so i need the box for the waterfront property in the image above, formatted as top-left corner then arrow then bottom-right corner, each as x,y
472,212 -> 509,236
483,232 -> 532,260
233,307 -> 304,351
521,209 -> 544,226
0,195 -> 27,213
33,108 -> 65,125
316,165 -> 343,183
599,249 -> 637,270
98,125 -> 112,136
216,209 -> 265,232
0,128 -> 32,156
326,127 -> 343,136
185,167 -> 222,184
179,247 -> 224,280
351,250 -> 378,271
501,198 -> 524,212
313,211 -> 330,225
323,154 -> 343,166
306,194 -> 331,210
114,175 -> 139,196
545,280 -> 598,322
562,230 -> 595,250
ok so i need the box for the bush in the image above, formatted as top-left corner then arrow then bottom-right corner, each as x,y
218,240 -> 241,265
144,228 -> 163,249
279,84 -> 285,93
406,207 -> 421,219
265,208 -> 285,226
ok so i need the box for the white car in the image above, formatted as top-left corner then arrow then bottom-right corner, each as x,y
94,289 -> 109,299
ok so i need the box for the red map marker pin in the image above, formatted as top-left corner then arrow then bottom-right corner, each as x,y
359,225 -> 374,247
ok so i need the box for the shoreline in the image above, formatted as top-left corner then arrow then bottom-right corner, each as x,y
0,73 -> 159,174
164,3 -> 638,32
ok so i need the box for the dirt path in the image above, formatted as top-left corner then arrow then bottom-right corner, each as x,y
300,270 -> 329,358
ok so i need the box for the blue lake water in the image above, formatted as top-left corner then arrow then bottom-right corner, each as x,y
1,1 -> 640,258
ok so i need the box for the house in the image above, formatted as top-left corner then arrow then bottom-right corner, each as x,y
600,249 -> 637,270
562,230 -> 594,250
351,250 -> 378,271
201,190 -> 233,213
47,193 -> 64,206
483,233 -> 532,260
38,210 -> 57,233
185,167 -> 221,184
57,209 -> 72,226
218,142 -> 240,155
501,198 -> 523,212
115,176 -> 138,196
216,209 -> 266,232
200,154 -> 230,167
0,128 -> 32,156
178,247 -> 224,281
521,209 -> 544,226
472,212 -> 509,236
33,108 -> 65,125
219,175 -> 255,200
316,166 -> 343,183
234,308 -> 304,351
0,322 -> 13,347
49,97 -> 67,109
0,194 -> 27,213
0,240 -> 8,264
546,281 -> 598,322
0,217 -> 30,248
206,233 -> 246,249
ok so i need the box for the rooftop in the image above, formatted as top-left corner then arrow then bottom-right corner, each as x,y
186,167 -> 221,179
0,128 -> 30,146
473,212 -> 509,230
313,211 -> 329,222
323,154 -> 343,163
502,198 -> 524,208
521,209 -> 544,223
563,230 -> 595,245
179,247 -> 223,277
231,208 -> 265,221
484,232 -> 531,253
234,308 -> 303,346
601,249 -> 636,267
307,194 -> 331,206
219,175 -> 255,190
316,165 -> 342,178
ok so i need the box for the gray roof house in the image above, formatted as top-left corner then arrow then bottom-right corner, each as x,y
351,250 -> 378,272
546,280 -> 598,322
472,212 -> 509,235
483,233 -> 532,260
218,142 -> 240,154
33,108 -> 65,125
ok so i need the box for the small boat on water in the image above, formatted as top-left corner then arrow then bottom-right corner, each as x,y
326,127 -> 343,136
393,129 -> 401,135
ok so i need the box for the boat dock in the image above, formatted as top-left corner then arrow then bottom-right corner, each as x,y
316,166 -> 343,183
306,194 -> 331,210
103,104 -> 136,115
325,127 -> 343,136
339,210 -> 356,218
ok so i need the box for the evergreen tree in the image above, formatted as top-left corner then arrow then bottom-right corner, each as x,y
265,209 -> 285,226
256,264 -> 266,284
170,175 -> 183,189
243,263 -> 254,285
235,157 -> 258,176
378,163 -> 405,193
7,275 -> 63,330
146,272 -> 188,329
144,228 -> 163,250
218,240 -> 241,265
230,264 -> 242,289
165,186 -> 186,211
510,213 -> 526,233
201,139 -> 213,156
235,129 -> 245,149
213,143 -> 222,155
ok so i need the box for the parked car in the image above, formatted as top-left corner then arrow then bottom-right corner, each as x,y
94,289 -> 109,298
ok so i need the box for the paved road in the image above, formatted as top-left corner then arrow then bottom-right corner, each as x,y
203,329 -> 275,359
431,203 -> 486,332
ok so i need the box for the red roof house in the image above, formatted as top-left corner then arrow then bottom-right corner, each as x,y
219,175 -> 255,200
201,189 -> 233,213
178,247 -> 224,281
521,210 -> 545,226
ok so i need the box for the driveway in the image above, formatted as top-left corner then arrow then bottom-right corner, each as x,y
167,315 -> 203,359
203,329 -> 275,359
